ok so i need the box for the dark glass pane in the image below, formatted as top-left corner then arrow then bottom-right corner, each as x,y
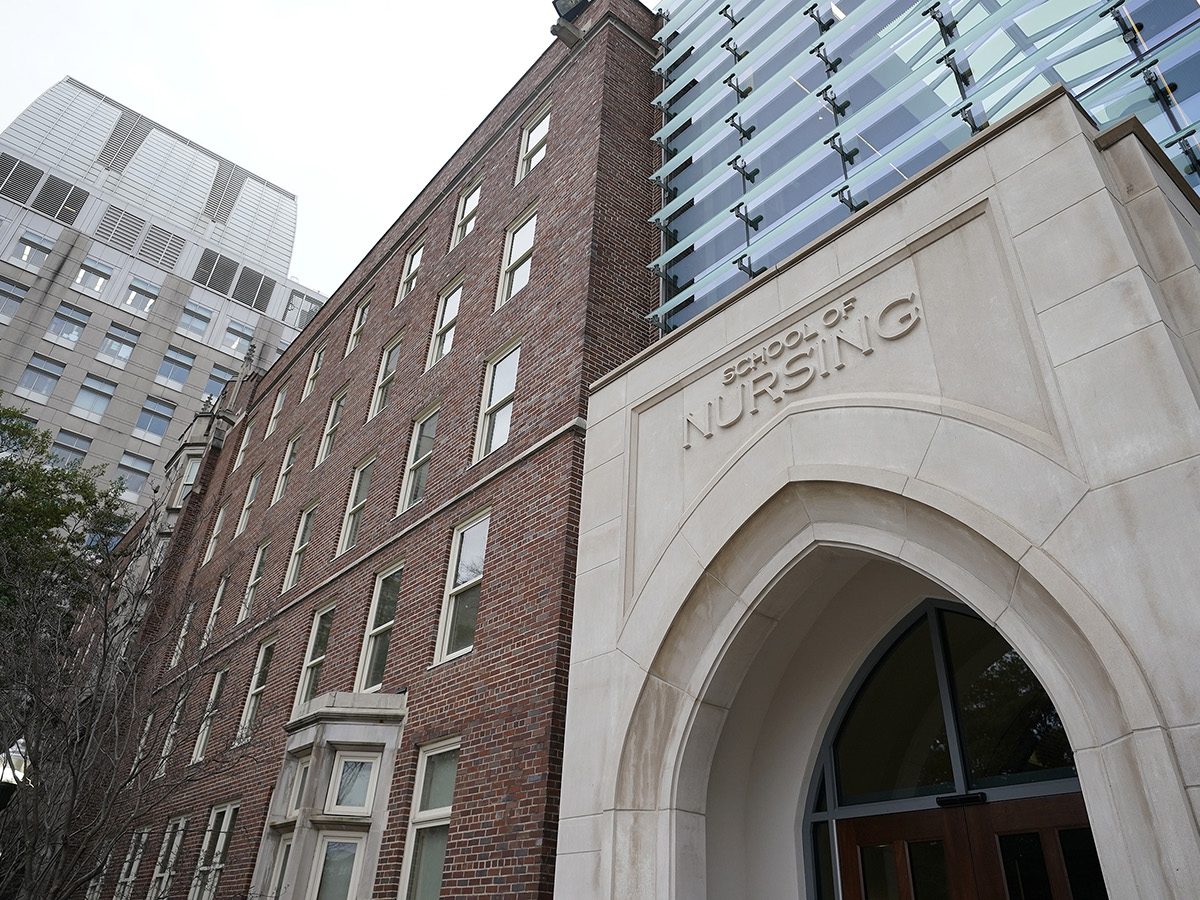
908,840 -> 949,900
999,832 -> 1053,900
861,844 -> 901,900
1059,828 -> 1109,899
813,774 -> 827,813
942,611 -> 1075,789
446,584 -> 480,655
812,822 -> 836,900
834,619 -> 954,805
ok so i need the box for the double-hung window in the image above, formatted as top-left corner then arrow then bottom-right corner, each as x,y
97,323 -> 139,368
295,606 -> 334,709
307,831 -> 366,900
240,543 -> 269,622
345,297 -> 370,355
200,577 -> 226,649
370,334 -> 402,418
397,242 -> 423,303
147,817 -> 187,900
233,418 -> 254,470
12,231 -> 52,268
452,183 -> 481,246
124,277 -> 159,313
268,835 -> 293,899
113,827 -> 150,900
133,397 -> 175,444
155,694 -> 186,779
188,802 -> 238,900
202,506 -> 226,565
285,505 -> 317,589
235,469 -> 262,536
72,374 -> 117,422
74,257 -> 113,294
338,459 -> 374,555
427,283 -> 461,369
45,302 -> 90,347
222,320 -> 254,356
189,669 -> 226,764
401,741 -> 460,900
204,364 -> 236,401
16,354 -> 64,402
400,408 -> 438,511
116,452 -> 154,502
273,435 -> 300,504
169,601 -> 196,669
499,211 -> 536,305
518,107 -> 550,180
477,345 -> 520,458
265,387 -> 287,436
178,301 -> 213,338
287,757 -> 312,816
157,346 -> 195,390
437,514 -> 489,661
357,565 -> 401,692
236,641 -> 274,743
51,429 -> 91,467
0,275 -> 28,323
303,345 -> 326,399
174,455 -> 202,506
317,391 -> 346,464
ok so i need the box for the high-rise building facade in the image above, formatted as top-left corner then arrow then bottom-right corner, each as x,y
0,78 -> 325,509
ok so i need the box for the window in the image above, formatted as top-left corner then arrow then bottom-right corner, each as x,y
51,429 -> 91,467
71,374 -> 117,422
370,335 -> 402,418
325,752 -> 380,815
235,469 -> 262,536
499,211 -> 536,304
272,436 -> 301,505
477,345 -> 520,458
266,387 -> 287,436
131,714 -> 154,776
189,669 -> 226,764
295,606 -> 334,709
287,288 -> 323,328
188,802 -> 238,900
240,543 -> 270,622
268,835 -> 293,899
222,320 -> 254,356
307,832 -> 366,900
133,397 -> 175,444
401,741 -> 460,900
12,231 -> 52,268
285,505 -> 317,590
303,345 -> 326,400
178,301 -> 213,337
427,283 -> 460,368
203,364 -> 236,402
116,452 -> 154,502
157,346 -> 196,390
202,506 -> 226,565
0,275 -> 28,323
518,107 -> 550,180
16,354 -> 64,402
168,601 -> 196,669
345,298 -> 370,355
357,565 -> 401,692
400,409 -> 438,511
113,827 -> 150,900
75,257 -> 113,293
200,577 -> 226,649
452,183 -> 481,246
174,455 -> 202,506
45,302 -> 91,347
123,277 -> 159,313
236,641 -> 275,743
317,392 -> 346,464
97,323 -> 139,367
437,514 -> 489,660
397,242 -> 424,304
287,757 -> 312,816
233,418 -> 254,470
147,817 -> 187,900
338,459 -> 374,555
154,695 -> 185,779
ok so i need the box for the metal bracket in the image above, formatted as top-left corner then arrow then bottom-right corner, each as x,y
735,253 -> 765,278
654,219 -> 679,242
952,102 -> 988,135
721,37 -> 747,62
922,3 -> 958,44
650,264 -> 680,290
731,201 -> 763,231
1100,0 -> 1142,51
809,42 -> 843,76
818,85 -> 850,120
833,184 -> 866,212
1134,60 -> 1175,108
723,72 -> 753,100
728,155 -> 760,183
937,49 -> 974,95
804,3 -> 836,33
719,4 -> 742,27
650,174 -> 678,201
823,132 -> 859,167
726,113 -> 757,141
1167,128 -> 1200,175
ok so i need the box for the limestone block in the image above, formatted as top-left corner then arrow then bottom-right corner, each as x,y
579,454 -> 623,534
984,96 -> 1087,182
720,271 -> 782,346
773,244 -> 841,314
649,572 -> 746,697
896,146 -> 994,240
571,560 -> 623,665
620,536 -> 704,668
1170,723 -> 1200,788
587,374 -> 626,424
1036,267 -> 1161,366
583,408 -> 627,474
577,516 -> 621,576
997,135 -> 1107,236
1125,188 -> 1200,282
632,393 -> 687,592
703,482 -> 812,599
553,850 -> 606,899
1159,266 -> 1200,336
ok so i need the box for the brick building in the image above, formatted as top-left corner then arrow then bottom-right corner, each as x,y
96,2 -> 661,898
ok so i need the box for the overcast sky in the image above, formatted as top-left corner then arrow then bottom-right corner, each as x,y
0,0 -> 653,296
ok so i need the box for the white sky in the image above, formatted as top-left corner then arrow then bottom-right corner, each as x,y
0,0 -> 653,296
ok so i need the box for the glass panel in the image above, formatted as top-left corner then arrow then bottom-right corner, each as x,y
1058,828 -> 1109,900
998,832 -> 1053,900
455,520 -> 489,586
447,584 -> 480,654
314,839 -> 357,900
406,825 -> 449,900
908,840 -> 949,900
812,822 -> 836,900
834,618 -> 954,805
420,749 -> 459,811
486,402 -> 513,451
860,843 -> 901,900
365,628 -> 391,687
335,758 -> 373,809
490,348 -> 520,402
942,610 -> 1075,789
813,774 -> 827,814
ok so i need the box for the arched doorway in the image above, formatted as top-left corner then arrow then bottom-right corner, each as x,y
805,600 -> 1108,899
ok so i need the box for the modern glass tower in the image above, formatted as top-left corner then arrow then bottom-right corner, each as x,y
649,0 -> 1200,328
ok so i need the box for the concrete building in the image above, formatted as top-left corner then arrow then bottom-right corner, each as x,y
0,78 -> 325,510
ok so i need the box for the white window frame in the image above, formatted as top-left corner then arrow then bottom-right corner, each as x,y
200,576 -> 226,650
287,756 -> 312,817
189,669 -> 226,764
232,418 -> 254,470
285,505 -> 317,590
294,605 -> 335,711
323,751 -> 382,816
399,407 -> 439,513
240,542 -> 270,622
202,506 -> 225,565
173,455 -> 202,507
272,435 -> 300,505
147,816 -> 187,900
154,694 -> 186,779
518,106 -> 550,181
369,333 -> 403,419
168,600 -> 196,669
399,738 -> 460,900
265,387 -> 287,436
304,831 -> 366,900
268,834 -> 293,900
396,241 -> 424,304
337,458 -> 375,555
475,343 -> 521,460
316,391 -> 346,465
131,713 -> 154,776
498,210 -> 537,306
435,512 -> 490,663
355,563 -> 402,692
451,182 -> 481,247
187,802 -> 238,900
234,469 -> 262,537
345,296 -> 370,356
113,826 -> 150,900
235,640 -> 275,744
302,344 -> 326,400
426,282 -> 461,370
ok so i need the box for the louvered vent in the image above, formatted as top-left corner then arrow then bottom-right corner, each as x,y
193,249 -> 218,286
139,225 -> 185,269
255,277 -> 276,312
0,154 -> 44,205
96,206 -> 147,252
231,268 -> 265,307
210,255 -> 238,295
32,177 -> 89,226
0,155 -> 15,186
98,112 -> 153,173
203,161 -> 248,224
